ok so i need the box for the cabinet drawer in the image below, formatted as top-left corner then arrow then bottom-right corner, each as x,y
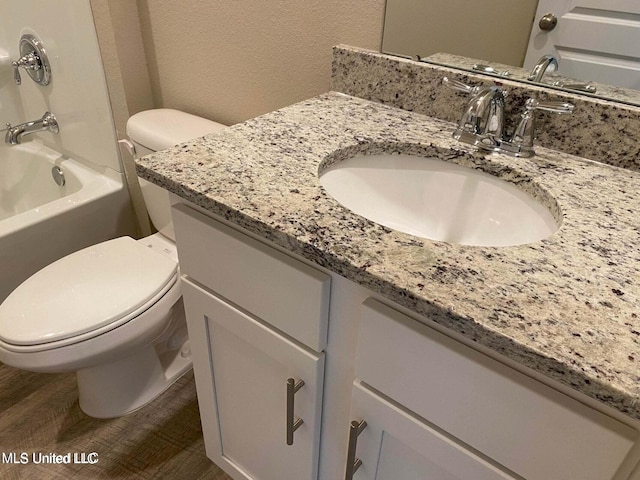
356,298 -> 638,480
172,203 -> 330,351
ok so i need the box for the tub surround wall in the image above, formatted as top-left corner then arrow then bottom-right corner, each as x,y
332,46 -> 640,172
0,46 -> 24,132
1,0 -> 122,174
136,47 -> 640,422
0,0 -> 137,277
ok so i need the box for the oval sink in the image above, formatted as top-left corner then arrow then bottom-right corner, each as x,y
319,153 -> 559,247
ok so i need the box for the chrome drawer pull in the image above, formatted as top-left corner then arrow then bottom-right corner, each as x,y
286,378 -> 305,445
345,419 -> 367,479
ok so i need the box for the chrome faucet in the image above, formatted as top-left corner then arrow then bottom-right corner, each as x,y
528,54 -> 596,93
5,112 -> 59,145
509,98 -> 575,155
443,77 -> 574,157
443,78 -> 506,149
528,54 -> 558,82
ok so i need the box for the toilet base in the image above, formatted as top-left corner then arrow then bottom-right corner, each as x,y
76,340 -> 192,418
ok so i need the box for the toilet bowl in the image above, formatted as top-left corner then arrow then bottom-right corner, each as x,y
0,109 -> 226,418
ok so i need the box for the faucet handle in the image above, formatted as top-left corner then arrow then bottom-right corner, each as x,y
551,81 -> 597,94
12,60 -> 22,85
508,98 -> 574,157
11,53 -> 42,86
442,77 -> 482,95
443,77 -> 508,100
524,98 -> 574,114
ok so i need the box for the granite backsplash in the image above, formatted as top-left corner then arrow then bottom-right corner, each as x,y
331,45 -> 640,172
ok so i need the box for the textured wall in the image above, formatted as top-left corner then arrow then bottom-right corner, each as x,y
97,0 -> 155,127
136,0 -> 386,125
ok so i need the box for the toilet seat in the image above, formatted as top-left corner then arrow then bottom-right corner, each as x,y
0,236 -> 178,351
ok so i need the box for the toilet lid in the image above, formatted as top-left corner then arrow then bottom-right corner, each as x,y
0,237 -> 178,347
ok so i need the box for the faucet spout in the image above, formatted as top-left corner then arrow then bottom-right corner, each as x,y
528,54 -> 558,82
5,112 -> 59,145
454,85 -> 506,148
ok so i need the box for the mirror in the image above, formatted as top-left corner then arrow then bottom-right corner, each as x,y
382,0 -> 640,106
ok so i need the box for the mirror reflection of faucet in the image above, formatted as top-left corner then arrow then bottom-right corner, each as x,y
529,54 -> 596,94
4,112 -> 59,145
443,77 -> 574,157
528,54 -> 558,82
550,79 -> 597,94
472,64 -> 511,77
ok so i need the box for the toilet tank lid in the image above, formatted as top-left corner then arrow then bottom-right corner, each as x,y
126,108 -> 227,152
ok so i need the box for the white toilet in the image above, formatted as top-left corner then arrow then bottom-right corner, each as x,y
0,109 -> 225,418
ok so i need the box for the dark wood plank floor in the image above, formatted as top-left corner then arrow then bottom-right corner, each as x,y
0,364 -> 232,480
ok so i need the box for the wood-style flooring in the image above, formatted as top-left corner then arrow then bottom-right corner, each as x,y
0,364 -> 232,480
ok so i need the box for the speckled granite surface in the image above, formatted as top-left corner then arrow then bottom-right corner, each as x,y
137,90 -> 640,421
333,46 -> 640,172
138,93 -> 640,419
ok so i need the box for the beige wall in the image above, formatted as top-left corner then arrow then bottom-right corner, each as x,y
91,0 -> 384,234
135,0 -> 386,126
90,0 -> 540,237
94,1 -> 545,129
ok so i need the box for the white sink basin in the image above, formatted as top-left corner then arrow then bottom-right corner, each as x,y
319,153 -> 559,247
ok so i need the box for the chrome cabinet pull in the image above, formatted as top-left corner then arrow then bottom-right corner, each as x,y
286,378 -> 305,445
345,420 -> 367,480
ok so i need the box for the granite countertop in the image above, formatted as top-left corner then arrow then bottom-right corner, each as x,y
136,92 -> 640,421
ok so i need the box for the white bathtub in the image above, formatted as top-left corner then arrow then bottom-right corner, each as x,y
0,142 -> 135,301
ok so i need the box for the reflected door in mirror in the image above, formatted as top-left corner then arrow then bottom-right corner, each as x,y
525,0 -> 640,89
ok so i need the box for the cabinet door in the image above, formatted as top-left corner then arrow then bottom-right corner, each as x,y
356,299 -> 638,480
346,382 -> 517,480
182,279 -> 324,480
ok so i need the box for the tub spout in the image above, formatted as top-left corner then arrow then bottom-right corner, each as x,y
5,112 -> 59,145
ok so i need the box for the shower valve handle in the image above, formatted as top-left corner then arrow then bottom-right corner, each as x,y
12,52 -> 43,85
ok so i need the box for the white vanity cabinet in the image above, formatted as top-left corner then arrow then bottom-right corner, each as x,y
181,280 -> 324,480
172,204 -> 330,480
170,200 -> 640,480
351,299 -> 640,480
346,381 -> 517,479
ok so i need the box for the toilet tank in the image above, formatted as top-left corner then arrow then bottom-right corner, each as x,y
126,109 -> 226,240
